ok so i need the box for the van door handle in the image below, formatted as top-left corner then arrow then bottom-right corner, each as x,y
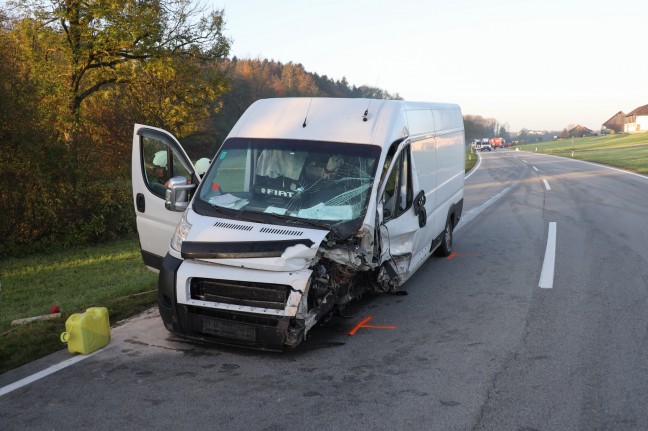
136,193 -> 145,213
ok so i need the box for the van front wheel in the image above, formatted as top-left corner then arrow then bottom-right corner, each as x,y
435,218 -> 453,257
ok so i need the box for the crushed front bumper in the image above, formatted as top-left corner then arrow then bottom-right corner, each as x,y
157,254 -> 307,350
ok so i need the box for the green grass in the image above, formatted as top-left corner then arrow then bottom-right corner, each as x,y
519,134 -> 648,175
0,237 -> 157,373
465,147 -> 477,172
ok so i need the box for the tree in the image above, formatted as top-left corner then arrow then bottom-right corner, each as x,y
463,114 -> 500,142
0,1 -> 231,254
498,123 -> 511,142
11,0 -> 230,155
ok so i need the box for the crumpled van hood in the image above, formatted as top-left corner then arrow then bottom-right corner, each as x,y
182,213 -> 329,272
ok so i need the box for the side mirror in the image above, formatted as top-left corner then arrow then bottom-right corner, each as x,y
165,176 -> 196,212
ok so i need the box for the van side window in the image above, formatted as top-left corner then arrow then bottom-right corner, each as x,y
383,147 -> 413,220
399,150 -> 412,213
141,137 -> 189,198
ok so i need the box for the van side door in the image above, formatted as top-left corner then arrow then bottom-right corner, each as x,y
379,141 -> 438,277
131,124 -> 196,271
379,145 -> 417,265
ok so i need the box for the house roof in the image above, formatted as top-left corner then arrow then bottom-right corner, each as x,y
626,104 -> 648,117
569,124 -> 592,132
603,111 -> 625,125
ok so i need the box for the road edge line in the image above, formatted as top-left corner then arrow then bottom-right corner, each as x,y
0,348 -> 104,398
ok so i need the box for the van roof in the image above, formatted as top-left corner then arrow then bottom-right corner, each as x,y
227,98 -> 461,146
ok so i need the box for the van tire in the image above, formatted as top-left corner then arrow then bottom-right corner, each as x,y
435,217 -> 453,257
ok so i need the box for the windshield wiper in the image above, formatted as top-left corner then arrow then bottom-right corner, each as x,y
211,204 -> 261,224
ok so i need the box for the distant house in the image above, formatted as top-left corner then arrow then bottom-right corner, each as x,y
567,124 -> 593,138
602,111 -> 625,133
624,104 -> 648,133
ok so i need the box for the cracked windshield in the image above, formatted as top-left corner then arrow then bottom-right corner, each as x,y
198,138 -> 381,224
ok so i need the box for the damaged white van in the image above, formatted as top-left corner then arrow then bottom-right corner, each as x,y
132,97 -> 464,349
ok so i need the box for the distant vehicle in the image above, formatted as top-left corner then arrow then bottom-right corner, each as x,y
490,137 -> 504,149
473,139 -> 482,150
480,141 -> 492,151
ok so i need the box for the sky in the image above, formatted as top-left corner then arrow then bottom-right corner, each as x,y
212,0 -> 648,132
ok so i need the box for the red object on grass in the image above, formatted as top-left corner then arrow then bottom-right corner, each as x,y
50,304 -> 60,314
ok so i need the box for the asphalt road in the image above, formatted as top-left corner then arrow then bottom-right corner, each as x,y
2,149 -> 648,430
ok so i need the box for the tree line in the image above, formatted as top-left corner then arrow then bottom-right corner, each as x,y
463,115 -> 511,143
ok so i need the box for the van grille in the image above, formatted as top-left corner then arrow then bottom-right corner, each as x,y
190,278 -> 290,310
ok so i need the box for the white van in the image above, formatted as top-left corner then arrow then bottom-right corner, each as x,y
132,97 -> 464,349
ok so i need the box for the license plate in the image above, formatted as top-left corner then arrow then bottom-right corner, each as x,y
202,318 -> 257,342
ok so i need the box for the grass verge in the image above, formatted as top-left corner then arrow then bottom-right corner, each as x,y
519,134 -> 648,175
465,147 -> 477,172
0,236 -> 157,374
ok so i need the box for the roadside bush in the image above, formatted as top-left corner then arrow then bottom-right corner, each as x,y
0,161 -> 136,257
65,181 -> 136,245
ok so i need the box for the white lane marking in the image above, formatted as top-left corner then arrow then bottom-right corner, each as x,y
543,179 -> 551,190
0,347 -> 105,397
533,166 -> 539,172
455,185 -> 514,233
522,160 -> 528,163
539,222 -> 557,289
465,151 -> 482,180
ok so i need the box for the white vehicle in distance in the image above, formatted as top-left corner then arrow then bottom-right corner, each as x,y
480,138 -> 492,151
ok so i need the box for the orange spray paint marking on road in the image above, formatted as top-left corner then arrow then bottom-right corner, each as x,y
447,252 -> 480,260
348,316 -> 397,336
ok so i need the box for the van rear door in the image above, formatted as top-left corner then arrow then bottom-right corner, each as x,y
131,124 -> 196,270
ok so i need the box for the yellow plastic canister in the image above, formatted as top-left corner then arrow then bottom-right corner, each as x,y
60,307 -> 111,354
